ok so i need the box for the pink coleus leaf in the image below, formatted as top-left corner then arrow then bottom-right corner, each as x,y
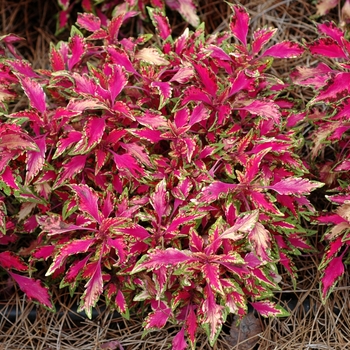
248,222 -> 271,261
25,135 -> 46,185
53,131 -> 82,159
1,166 -> 19,189
170,67 -> 194,84
312,72 -> 350,103
80,116 -> 106,153
321,256 -> 345,299
148,8 -> 171,40
63,255 -> 91,285
252,27 -> 278,55
54,154 -> 87,188
172,327 -> 187,350
77,13 -> 101,32
261,41 -> 304,58
238,100 -> 281,124
229,4 -> 250,46
79,259 -> 103,319
308,37 -> 347,58
202,263 -> 223,294
250,300 -> 287,317
132,248 -> 193,273
200,181 -> 237,202
8,271 -> 53,309
227,70 -> 253,98
108,64 -> 128,104
68,34 -> 85,70
144,301 -> 172,329
193,62 -> 217,96
221,210 -> 259,240
111,152 -> 145,178
16,75 -> 46,113
0,251 -> 27,271
46,238 -> 95,276
267,178 -> 324,195
186,304 -> 197,346
151,81 -> 172,108
177,0 -> 200,27
71,184 -> 101,223
201,285 -> 224,344
150,179 -> 168,221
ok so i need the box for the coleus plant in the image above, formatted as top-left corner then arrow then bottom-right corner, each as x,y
291,21 -> 350,301
56,0 -> 199,34
0,4 -> 323,348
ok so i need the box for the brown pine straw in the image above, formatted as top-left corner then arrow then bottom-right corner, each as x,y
1,0 -> 350,349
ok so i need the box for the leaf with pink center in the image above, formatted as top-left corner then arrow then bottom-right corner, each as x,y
121,142 -> 152,168
201,285 -> 224,345
77,13 -> 101,32
170,67 -> 194,84
71,184 -> 101,223
63,254 -> 91,285
244,148 -> 271,183
32,245 -> 55,260
150,179 -> 168,221
172,327 -> 187,350
248,222 -> 271,261
193,62 -> 218,96
309,37 -> 347,58
202,263 -> 223,294
111,152 -> 145,178
107,47 -> 138,75
79,116 -> 106,154
26,135 -> 46,185
1,166 -> 19,189
261,41 -> 304,58
8,271 -> 53,310
132,248 -> 193,273
107,237 -> 126,264
108,65 -> 127,104
229,4 -> 250,46
221,210 -> 259,240
46,238 -> 95,276
227,70 -> 253,98
68,33 -> 86,70
313,72 -> 350,103
135,111 -> 167,129
54,154 -> 87,188
53,131 -> 81,159
321,256 -> 345,300
79,259 -> 103,319
237,100 -> 281,124
200,181 -> 237,203
252,27 -> 277,55
0,251 -> 27,271
115,289 -> 127,314
107,14 -> 124,43
181,86 -> 212,105
16,75 -> 46,114
50,44 -> 65,71
148,8 -> 171,40
151,81 -> 172,108
144,301 -> 172,329
267,177 -> 324,195
250,300 -> 288,317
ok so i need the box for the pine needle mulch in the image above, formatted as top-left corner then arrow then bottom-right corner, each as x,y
1,0 -> 350,349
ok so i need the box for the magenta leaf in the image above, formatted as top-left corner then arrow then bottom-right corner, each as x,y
252,27 -> 277,55
309,37 -> 347,58
25,135 -> 46,185
68,34 -> 85,70
144,301 -> 172,329
46,238 -> 95,276
132,248 -> 193,273
250,300 -> 288,317
229,4 -> 250,46
201,285 -> 224,344
148,8 -> 172,40
1,166 -> 19,189
54,155 -> 87,188
108,64 -> 128,104
267,178 -> 324,195
8,271 -> 54,310
77,13 -> 101,32
172,327 -> 187,350
193,62 -> 217,96
71,184 -> 101,223
200,181 -> 237,202
16,75 -> 47,113
238,100 -> 281,124
0,251 -> 27,271
150,179 -> 168,221
261,41 -> 304,58
111,152 -> 145,178
202,263 -> 223,294
79,259 -> 103,319
321,256 -> 345,299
